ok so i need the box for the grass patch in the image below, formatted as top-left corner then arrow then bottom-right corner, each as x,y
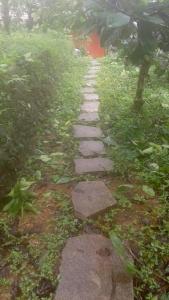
97,55 -> 169,299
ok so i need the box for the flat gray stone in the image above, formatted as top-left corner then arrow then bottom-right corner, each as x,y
72,181 -> 116,219
83,94 -> 99,101
81,87 -> 96,94
54,234 -> 133,300
84,74 -> 96,80
74,158 -> 113,174
73,125 -> 103,138
81,101 -> 99,112
79,141 -> 105,157
90,67 -> 100,72
87,69 -> 99,75
91,60 -> 100,66
85,80 -> 97,87
78,112 -> 100,122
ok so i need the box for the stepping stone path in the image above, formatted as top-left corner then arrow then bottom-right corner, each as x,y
83,93 -> 99,101
74,158 -> 113,174
73,125 -> 103,139
55,60 -> 134,300
81,87 -> 96,94
85,79 -> 97,87
55,234 -> 134,300
78,112 -> 99,122
79,140 -> 105,157
72,181 -> 116,219
81,101 -> 99,112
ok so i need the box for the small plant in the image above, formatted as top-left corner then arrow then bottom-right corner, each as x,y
3,178 -> 36,217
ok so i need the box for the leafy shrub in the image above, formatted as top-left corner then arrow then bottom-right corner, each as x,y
0,32 -> 77,198
98,55 -> 169,188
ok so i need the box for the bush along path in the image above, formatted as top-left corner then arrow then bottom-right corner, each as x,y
54,60 -> 134,300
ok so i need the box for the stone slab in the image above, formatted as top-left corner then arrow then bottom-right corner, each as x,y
79,141 -> 105,157
55,234 -> 134,300
85,80 -> 97,87
74,158 -> 113,174
84,74 -> 97,80
73,125 -> 103,138
83,94 -> 99,101
81,101 -> 99,113
72,181 -> 116,219
91,60 -> 100,66
81,87 -> 96,94
78,112 -> 100,122
87,69 -> 99,75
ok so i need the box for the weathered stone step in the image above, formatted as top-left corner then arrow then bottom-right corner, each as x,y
79,140 -> 105,157
83,94 -> 99,101
85,79 -> 97,87
73,125 -> 103,139
91,60 -> 100,66
87,69 -> 99,75
74,158 -> 113,174
84,74 -> 97,80
72,181 -> 116,219
81,101 -> 99,113
78,112 -> 100,123
81,87 -> 96,94
54,234 -> 134,300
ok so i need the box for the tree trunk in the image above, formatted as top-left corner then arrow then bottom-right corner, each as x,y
133,59 -> 151,111
1,0 -> 10,34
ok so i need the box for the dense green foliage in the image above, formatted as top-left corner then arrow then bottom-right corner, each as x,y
0,32 -> 82,199
98,55 -> 169,185
0,32 -> 87,298
98,55 -> 169,299
77,0 -> 169,110
0,0 -> 82,32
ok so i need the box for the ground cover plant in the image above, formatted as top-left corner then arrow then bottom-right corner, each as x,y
96,54 -> 169,299
0,30 -> 88,299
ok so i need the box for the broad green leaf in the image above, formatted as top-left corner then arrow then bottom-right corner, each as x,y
117,184 -> 134,191
110,232 -> 126,257
57,177 -> 72,184
149,163 -> 159,171
161,103 -> 169,108
162,144 -> 169,149
107,12 -> 130,29
24,52 -> 34,62
39,154 -> 51,163
143,14 -> 165,26
142,147 -> 154,154
20,178 -> 34,190
50,152 -> 64,157
110,232 -> 136,275
53,176 -> 72,184
142,185 -> 155,197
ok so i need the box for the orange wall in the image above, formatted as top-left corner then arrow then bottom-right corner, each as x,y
85,33 -> 105,58
73,32 -> 105,58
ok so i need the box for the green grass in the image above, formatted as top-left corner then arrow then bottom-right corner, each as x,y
97,55 -> 169,299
